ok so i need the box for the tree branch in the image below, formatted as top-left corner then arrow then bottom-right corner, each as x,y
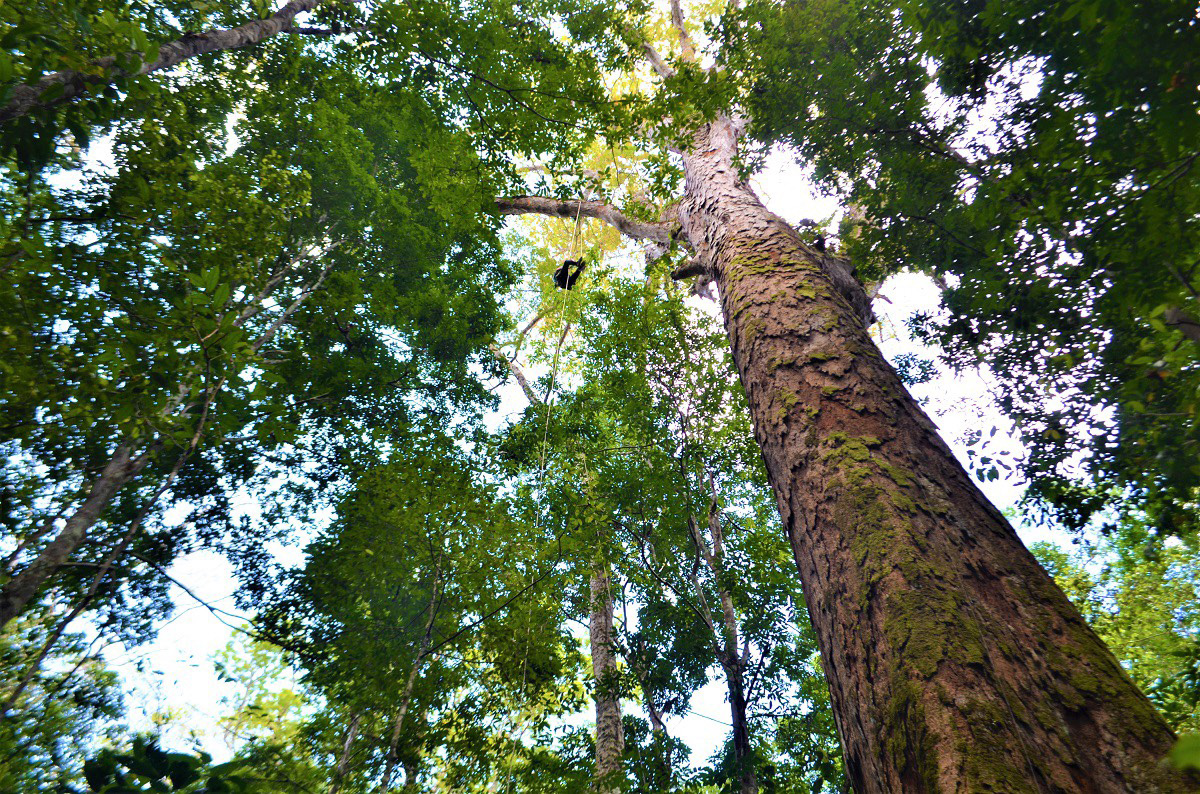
642,42 -> 675,79
1,0 -> 326,125
510,312 -> 544,362
489,343 -> 541,405
670,255 -> 713,281
670,0 -> 698,62
496,196 -> 674,244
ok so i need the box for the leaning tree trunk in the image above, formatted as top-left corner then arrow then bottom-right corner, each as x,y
589,559 -> 624,793
675,114 -> 1194,793
0,0 -> 325,125
0,442 -> 148,630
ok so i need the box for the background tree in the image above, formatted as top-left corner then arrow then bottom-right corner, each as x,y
1032,523 -> 1200,735
0,0 -> 623,714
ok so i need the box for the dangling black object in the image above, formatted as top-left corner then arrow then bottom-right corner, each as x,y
813,234 -> 827,252
554,259 -> 585,290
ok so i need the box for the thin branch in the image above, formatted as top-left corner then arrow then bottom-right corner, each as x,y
510,312 -> 544,362
250,261 -> 335,354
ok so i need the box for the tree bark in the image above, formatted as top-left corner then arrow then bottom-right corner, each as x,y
0,442 -> 147,630
329,711 -> 361,794
0,0 -> 324,125
589,559 -> 624,793
672,114 -> 1195,793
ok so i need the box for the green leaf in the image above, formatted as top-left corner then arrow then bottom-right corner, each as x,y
1170,734 -> 1200,771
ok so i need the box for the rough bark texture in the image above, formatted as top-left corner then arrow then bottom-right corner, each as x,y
589,561 -> 625,793
0,442 -> 147,630
675,114 -> 1194,793
0,0 -> 323,125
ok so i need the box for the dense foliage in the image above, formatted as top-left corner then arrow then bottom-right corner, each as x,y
2,0 -> 1198,790
736,0 -> 1200,537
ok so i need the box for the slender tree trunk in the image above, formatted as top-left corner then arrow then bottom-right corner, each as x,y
721,660 -> 755,794
377,658 -> 424,793
675,114 -> 1195,792
694,507 -> 758,794
379,557 -> 441,792
329,711 -> 362,794
0,0 -> 325,125
589,559 -> 624,793
0,442 -> 148,630
0,254 -> 332,633
644,686 -> 667,735
379,661 -> 421,792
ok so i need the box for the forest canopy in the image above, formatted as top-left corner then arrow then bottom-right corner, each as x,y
1,0 -> 1198,792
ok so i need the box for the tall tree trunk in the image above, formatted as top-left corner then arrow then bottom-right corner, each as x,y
675,114 -> 1195,793
0,0 -> 325,125
379,661 -> 421,793
589,559 -> 624,793
721,660 -> 755,794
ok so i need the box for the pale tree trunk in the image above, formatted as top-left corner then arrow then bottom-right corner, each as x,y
329,711 -> 362,794
0,442 -> 148,629
674,113 -> 1195,792
0,0 -> 325,125
589,559 -> 624,793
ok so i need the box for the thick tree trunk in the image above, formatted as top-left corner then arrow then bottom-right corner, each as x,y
676,115 -> 1195,793
0,0 -> 323,125
589,560 -> 624,793
0,442 -> 147,630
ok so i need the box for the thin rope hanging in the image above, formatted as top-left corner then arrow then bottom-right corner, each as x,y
536,198 -> 586,483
